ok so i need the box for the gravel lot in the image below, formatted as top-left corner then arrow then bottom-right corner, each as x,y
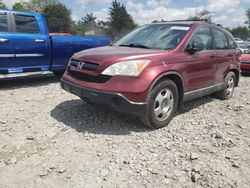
0,74 -> 249,188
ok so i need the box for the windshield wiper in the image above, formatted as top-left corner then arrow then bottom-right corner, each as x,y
119,43 -> 150,49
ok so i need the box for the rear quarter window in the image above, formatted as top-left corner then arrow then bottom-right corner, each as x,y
14,14 -> 40,34
227,35 -> 237,49
0,13 -> 8,32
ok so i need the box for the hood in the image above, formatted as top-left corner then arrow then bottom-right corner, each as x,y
73,46 -> 167,65
240,54 -> 250,61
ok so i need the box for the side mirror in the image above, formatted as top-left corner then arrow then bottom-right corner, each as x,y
185,42 -> 204,54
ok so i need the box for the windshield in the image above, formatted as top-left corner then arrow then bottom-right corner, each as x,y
113,24 -> 191,50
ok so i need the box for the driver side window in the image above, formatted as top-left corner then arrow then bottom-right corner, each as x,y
187,27 -> 213,50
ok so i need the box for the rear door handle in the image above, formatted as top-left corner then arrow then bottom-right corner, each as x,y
226,54 -> 234,57
0,38 -> 9,43
35,39 -> 45,43
209,53 -> 215,58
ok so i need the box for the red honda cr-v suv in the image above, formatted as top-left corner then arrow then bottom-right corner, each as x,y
61,21 -> 241,129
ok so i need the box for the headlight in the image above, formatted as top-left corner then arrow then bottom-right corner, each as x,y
102,60 -> 150,76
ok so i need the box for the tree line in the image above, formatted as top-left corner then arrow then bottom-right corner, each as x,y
0,0 -> 136,39
0,0 -> 250,40
187,9 -> 250,40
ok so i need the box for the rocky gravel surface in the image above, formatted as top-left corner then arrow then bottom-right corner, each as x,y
0,75 -> 249,188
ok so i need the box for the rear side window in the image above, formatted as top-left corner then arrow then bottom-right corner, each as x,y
0,13 -> 8,32
213,29 -> 229,50
14,14 -> 40,33
187,27 -> 213,50
227,36 -> 237,49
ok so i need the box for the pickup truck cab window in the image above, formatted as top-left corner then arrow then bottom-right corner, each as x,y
213,29 -> 229,50
14,14 -> 40,33
187,27 -> 212,50
0,13 -> 8,32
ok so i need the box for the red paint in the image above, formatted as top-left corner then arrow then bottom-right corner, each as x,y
62,22 -> 240,103
49,33 -> 72,36
240,54 -> 250,73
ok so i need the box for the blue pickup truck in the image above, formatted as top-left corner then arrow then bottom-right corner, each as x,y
0,10 -> 110,78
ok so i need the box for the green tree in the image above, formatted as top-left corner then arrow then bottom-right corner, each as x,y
151,19 -> 166,23
228,26 -> 249,40
73,20 -> 87,36
43,3 -> 72,33
0,0 -> 6,9
74,13 -> 108,36
246,8 -> 250,29
12,2 -> 29,11
82,13 -> 97,32
187,10 -> 212,22
12,0 -> 57,12
106,0 -> 137,39
82,13 -> 96,25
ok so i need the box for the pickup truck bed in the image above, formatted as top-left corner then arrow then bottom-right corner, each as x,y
51,36 -> 109,72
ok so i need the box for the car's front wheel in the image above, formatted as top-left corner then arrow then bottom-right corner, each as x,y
140,79 -> 178,129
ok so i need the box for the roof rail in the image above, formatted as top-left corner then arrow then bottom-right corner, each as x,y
152,19 -> 223,27
166,19 -> 210,22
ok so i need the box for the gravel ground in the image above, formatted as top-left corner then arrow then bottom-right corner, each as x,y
0,75 -> 249,188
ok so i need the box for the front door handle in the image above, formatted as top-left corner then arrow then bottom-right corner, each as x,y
0,38 -> 9,43
35,39 -> 45,43
209,53 -> 215,58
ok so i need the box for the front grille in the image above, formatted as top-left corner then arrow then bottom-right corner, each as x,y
70,59 -> 99,71
68,69 -> 112,83
241,60 -> 250,64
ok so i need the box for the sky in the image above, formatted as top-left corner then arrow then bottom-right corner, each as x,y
3,0 -> 250,28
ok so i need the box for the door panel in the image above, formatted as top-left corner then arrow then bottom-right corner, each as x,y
212,29 -> 232,84
11,13 -> 51,72
184,50 -> 216,91
183,27 -> 216,92
214,50 -> 234,84
0,12 -> 15,74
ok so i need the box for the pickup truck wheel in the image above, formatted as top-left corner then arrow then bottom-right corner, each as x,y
140,79 -> 178,129
53,71 -> 64,77
215,72 -> 236,100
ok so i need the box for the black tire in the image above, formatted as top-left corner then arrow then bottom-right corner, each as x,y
53,71 -> 64,77
140,79 -> 179,129
80,97 -> 95,105
215,72 -> 236,100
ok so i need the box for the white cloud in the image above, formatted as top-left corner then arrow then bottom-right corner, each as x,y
127,0 -> 205,25
126,0 -> 247,27
72,14 -> 79,21
92,8 -> 109,22
207,0 -> 240,12
3,0 -> 248,28
3,0 -> 28,8
241,0 -> 250,3
75,0 -> 112,9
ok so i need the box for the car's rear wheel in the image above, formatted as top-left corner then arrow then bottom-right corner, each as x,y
140,79 -> 178,129
215,72 -> 236,100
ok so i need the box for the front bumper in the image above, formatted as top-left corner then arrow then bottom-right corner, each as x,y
61,78 -> 146,116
